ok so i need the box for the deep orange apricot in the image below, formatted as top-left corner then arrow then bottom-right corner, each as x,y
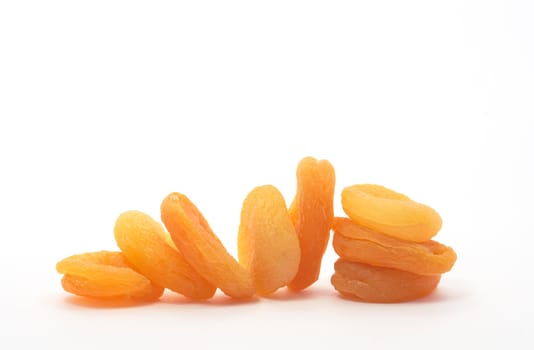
287,157 -> 335,291
56,251 -> 163,300
333,217 -> 457,275
341,184 -> 442,242
331,258 -> 441,303
161,192 -> 255,299
114,211 -> 216,300
238,185 -> 300,296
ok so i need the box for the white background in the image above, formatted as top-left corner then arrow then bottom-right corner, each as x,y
1,1 -> 533,349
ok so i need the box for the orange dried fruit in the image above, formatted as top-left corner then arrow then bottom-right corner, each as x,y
56,251 -> 163,300
341,184 -> 442,242
161,192 -> 255,299
238,185 -> 300,296
287,157 -> 335,291
114,211 -> 216,300
331,258 -> 441,303
333,217 -> 456,275
60,275 -> 164,302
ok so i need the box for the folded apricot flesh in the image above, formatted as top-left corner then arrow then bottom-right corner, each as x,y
287,157 -> 335,291
341,184 -> 442,242
56,251 -> 163,301
161,192 -> 255,299
333,217 -> 456,275
331,258 -> 441,303
114,210 -> 216,300
238,185 -> 300,296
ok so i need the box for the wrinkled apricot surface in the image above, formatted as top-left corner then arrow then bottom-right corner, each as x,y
341,184 -> 442,242
56,251 -> 163,300
333,217 -> 456,275
331,258 -> 441,303
238,185 -> 300,296
114,211 -> 216,300
287,157 -> 335,291
161,192 -> 255,299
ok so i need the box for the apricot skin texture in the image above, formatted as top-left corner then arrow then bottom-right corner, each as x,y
238,185 -> 300,296
161,192 -> 255,299
341,184 -> 442,242
288,157 -> 335,291
114,211 -> 216,300
333,217 -> 457,275
56,251 -> 163,301
331,258 -> 441,303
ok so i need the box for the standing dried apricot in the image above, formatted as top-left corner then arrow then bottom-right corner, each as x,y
333,217 -> 457,275
238,185 -> 300,296
331,258 -> 441,303
56,251 -> 163,300
287,157 -> 335,291
114,211 -> 216,300
341,184 -> 442,242
161,192 -> 255,299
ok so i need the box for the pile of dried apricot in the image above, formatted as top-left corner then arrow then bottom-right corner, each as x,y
331,185 -> 457,302
56,157 -> 456,304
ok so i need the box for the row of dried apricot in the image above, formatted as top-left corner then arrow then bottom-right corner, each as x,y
56,157 -> 336,302
56,157 -> 456,304
330,185 -> 457,302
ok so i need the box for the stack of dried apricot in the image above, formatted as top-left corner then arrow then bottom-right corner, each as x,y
331,185 -> 457,302
56,157 -> 456,304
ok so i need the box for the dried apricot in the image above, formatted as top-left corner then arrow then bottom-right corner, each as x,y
331,258 -> 441,303
161,192 -> 255,299
114,211 -> 216,300
238,185 -> 300,296
287,157 -> 335,291
341,184 -> 442,242
56,251 -> 163,300
333,217 -> 456,275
